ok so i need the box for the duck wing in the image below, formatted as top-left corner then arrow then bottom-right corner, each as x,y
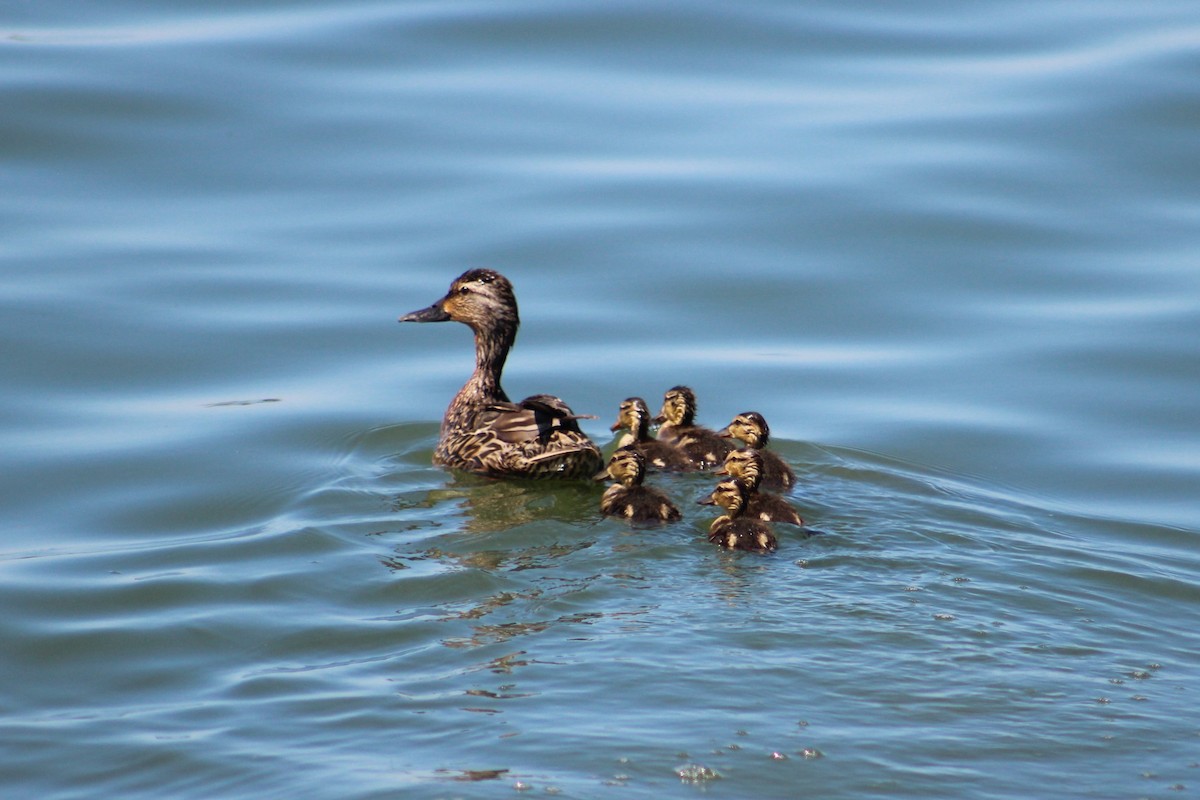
437,395 -> 602,479
759,450 -> 797,491
676,428 -> 738,469
635,439 -> 696,472
484,394 -> 597,442
746,492 -> 804,526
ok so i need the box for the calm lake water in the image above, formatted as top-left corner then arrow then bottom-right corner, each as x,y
3,2 -> 1200,798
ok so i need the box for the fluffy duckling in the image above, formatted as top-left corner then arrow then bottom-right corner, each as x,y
653,386 -> 736,469
698,479 -> 778,553
600,448 -> 682,524
719,411 -> 796,491
399,269 -> 603,479
610,397 -> 695,472
720,449 -> 804,526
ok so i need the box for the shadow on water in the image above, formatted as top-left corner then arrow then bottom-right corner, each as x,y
393,475 -> 604,534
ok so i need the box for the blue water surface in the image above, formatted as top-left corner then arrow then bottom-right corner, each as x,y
2,2 -> 1199,798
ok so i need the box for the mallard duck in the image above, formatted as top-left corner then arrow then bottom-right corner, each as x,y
720,449 -> 804,526
698,479 -> 778,552
610,397 -> 695,472
719,411 -> 796,491
399,269 -> 604,480
600,447 -> 682,523
652,386 -> 736,469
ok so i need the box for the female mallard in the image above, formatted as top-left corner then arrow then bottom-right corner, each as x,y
610,397 -> 694,472
698,479 -> 778,552
719,411 -> 796,491
399,269 -> 603,480
720,449 -> 804,526
600,447 -> 682,523
652,386 -> 736,469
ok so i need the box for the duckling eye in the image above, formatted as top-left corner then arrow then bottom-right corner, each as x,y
458,285 -> 471,295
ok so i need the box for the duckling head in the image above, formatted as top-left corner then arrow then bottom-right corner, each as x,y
698,479 -> 750,516
399,269 -> 519,341
611,397 -> 650,434
653,386 -> 697,427
720,448 -> 764,490
606,447 -> 647,488
721,411 -> 770,448
629,398 -> 653,436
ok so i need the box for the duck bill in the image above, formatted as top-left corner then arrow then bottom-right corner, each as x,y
609,419 -> 623,432
697,492 -> 717,506
717,426 -> 733,438
651,414 -> 666,426
398,301 -> 450,323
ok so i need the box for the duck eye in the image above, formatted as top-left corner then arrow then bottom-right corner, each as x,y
458,285 -> 471,295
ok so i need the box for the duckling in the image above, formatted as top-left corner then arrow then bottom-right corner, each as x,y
610,397 -> 695,472
720,449 -> 804,526
698,479 -> 778,552
399,269 -> 604,480
652,386 -> 736,469
600,448 -> 682,524
719,411 -> 796,491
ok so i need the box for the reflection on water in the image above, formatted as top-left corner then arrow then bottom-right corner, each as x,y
414,475 -> 602,533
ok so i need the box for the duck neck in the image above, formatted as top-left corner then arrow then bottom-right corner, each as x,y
467,322 -> 515,403
634,412 -> 652,442
710,514 -> 733,533
738,470 -> 762,492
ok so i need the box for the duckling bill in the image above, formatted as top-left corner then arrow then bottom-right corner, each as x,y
399,269 -> 604,480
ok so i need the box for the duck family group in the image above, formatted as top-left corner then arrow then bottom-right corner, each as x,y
400,269 -> 807,553
602,393 -> 803,552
